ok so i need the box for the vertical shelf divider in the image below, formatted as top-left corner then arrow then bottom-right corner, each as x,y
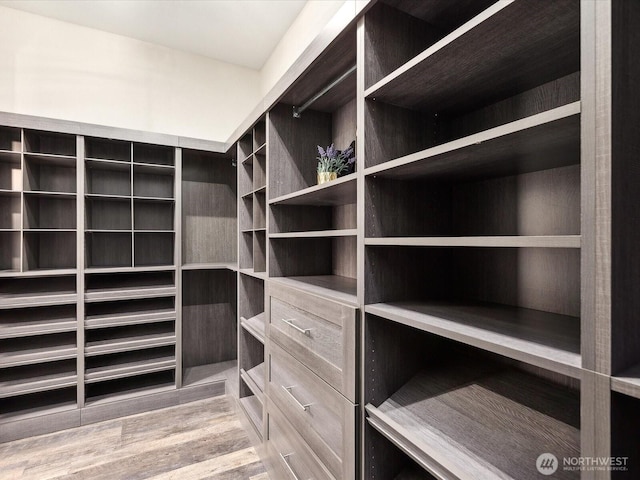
175,147 -> 183,388
77,135 -> 85,408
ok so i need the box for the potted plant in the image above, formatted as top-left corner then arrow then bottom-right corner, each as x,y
316,142 -> 355,184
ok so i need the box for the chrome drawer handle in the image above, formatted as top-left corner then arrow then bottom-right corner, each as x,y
280,318 -> 312,336
280,452 -> 311,480
282,385 -> 312,412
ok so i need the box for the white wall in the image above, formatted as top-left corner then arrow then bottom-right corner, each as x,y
0,5 -> 262,142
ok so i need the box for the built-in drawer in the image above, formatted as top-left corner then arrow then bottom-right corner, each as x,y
267,399 -> 335,480
268,281 -> 357,402
269,341 -> 356,480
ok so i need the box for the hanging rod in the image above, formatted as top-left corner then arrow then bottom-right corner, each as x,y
292,64 -> 357,118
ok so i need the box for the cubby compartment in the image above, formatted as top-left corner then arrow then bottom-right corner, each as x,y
85,137 -> 131,162
133,164 -> 174,199
133,143 -> 174,166
0,231 -> 20,272
0,331 -> 76,368
253,230 -> 266,273
253,153 -> 266,191
23,231 -> 76,271
270,202 -> 356,235
85,370 -> 175,405
134,232 -> 174,266
85,197 -> 131,231
85,232 -> 132,268
0,386 -> 76,422
364,316 -> 580,480
240,331 -> 264,399
364,0 -> 497,89
182,269 -> 236,387
238,133 -> 253,162
269,236 -> 357,304
239,160 -> 253,196
268,98 -> 356,200
85,345 -> 175,386
366,164 -> 580,239
85,321 -> 175,356
181,149 -> 236,267
0,192 -> 20,230
239,195 -> 253,232
0,304 -> 76,338
85,160 -> 131,196
611,392 -> 640,479
85,270 -> 175,302
365,245 -> 581,377
0,359 -> 77,398
0,275 -> 76,308
134,199 -> 173,231
85,297 -> 175,330
253,120 -> 266,151
24,130 -> 76,157
253,191 -> 266,230
0,152 -> 21,191
24,155 -> 76,193
239,232 -> 253,271
239,273 -> 265,343
23,194 -> 76,230
0,126 -> 21,152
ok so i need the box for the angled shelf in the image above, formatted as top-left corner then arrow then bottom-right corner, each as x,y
0,275 -> 77,309
269,173 -> 357,206
84,371 -> 175,406
85,299 -> 175,330
239,394 -> 263,437
0,388 -> 77,423
366,365 -> 580,480
366,301 -> 581,378
84,349 -> 176,383
0,333 -> 77,368
0,304 -> 77,339
85,323 -> 176,356
241,313 -> 265,344
365,1 -> 580,113
85,271 -> 176,302
241,363 -> 265,402
0,362 -> 77,398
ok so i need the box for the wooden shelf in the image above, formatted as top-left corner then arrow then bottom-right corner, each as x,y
132,195 -> 174,202
0,268 -> 77,278
271,229 -> 357,239
86,193 -> 131,200
239,394 -> 263,438
245,363 -> 265,394
181,262 -> 237,271
365,103 -> 580,179
182,360 -> 236,387
85,283 -> 176,302
85,326 -> 176,356
239,268 -> 267,281
85,158 -> 131,171
84,266 -> 175,274
365,1 -> 579,114
85,382 -> 175,407
23,152 -> 76,164
0,318 -> 76,339
22,191 -> 76,199
366,366 -> 579,480
270,275 -> 357,307
611,365 -> 640,400
0,391 -> 77,422
269,173 -> 356,206
0,368 -> 77,399
366,235 -> 580,249
0,291 -> 77,309
240,365 -> 265,402
241,313 -> 265,344
86,308 -> 175,330
0,340 -> 76,368
366,301 -> 580,378
85,354 -> 176,383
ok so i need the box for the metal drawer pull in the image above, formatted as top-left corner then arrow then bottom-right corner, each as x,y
281,318 -> 312,336
282,385 -> 312,411
280,452 -> 311,480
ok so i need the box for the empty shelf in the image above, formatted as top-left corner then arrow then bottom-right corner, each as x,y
0,291 -> 77,309
0,369 -> 77,398
0,317 -> 76,339
239,268 -> 267,281
85,354 -> 176,383
366,301 -> 581,378
612,365 -> 640,400
181,262 -> 238,271
269,173 -> 357,206
366,366 -> 579,480
182,360 -> 237,387
241,363 -> 265,400
366,1 -> 579,113
271,229 -> 357,239
239,395 -> 263,437
85,308 -> 176,330
270,275 -> 357,307
241,313 -> 265,343
0,389 -> 77,422
85,328 -> 176,356
0,341 -> 76,368
366,235 -> 580,249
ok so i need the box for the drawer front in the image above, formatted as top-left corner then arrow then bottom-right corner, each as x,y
268,282 -> 357,401
269,341 -> 356,480
267,400 -> 335,480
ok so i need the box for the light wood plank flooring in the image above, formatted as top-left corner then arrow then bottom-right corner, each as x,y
0,395 -> 268,480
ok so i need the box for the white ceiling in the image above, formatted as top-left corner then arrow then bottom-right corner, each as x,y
0,0 -> 308,70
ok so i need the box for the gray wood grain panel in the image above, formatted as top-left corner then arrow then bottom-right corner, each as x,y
85,232 -> 132,268
182,270 -> 237,368
24,195 -> 77,229
332,237 -> 356,278
269,173 -> 356,206
82,389 -> 179,426
181,150 -> 237,264
86,165 -> 131,196
269,238 -> 333,278
0,408 -> 80,444
133,200 -> 173,231
239,273 -> 265,321
331,98 -> 357,151
581,370 -> 611,480
24,231 -> 76,270
134,232 -> 174,267
253,192 -> 266,230
86,198 -> 131,230
253,231 -> 266,273
0,232 -> 20,271
269,204 -> 333,234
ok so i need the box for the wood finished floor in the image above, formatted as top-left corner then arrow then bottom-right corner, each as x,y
0,395 -> 269,480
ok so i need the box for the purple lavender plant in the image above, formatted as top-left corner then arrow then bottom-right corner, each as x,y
316,141 -> 356,176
